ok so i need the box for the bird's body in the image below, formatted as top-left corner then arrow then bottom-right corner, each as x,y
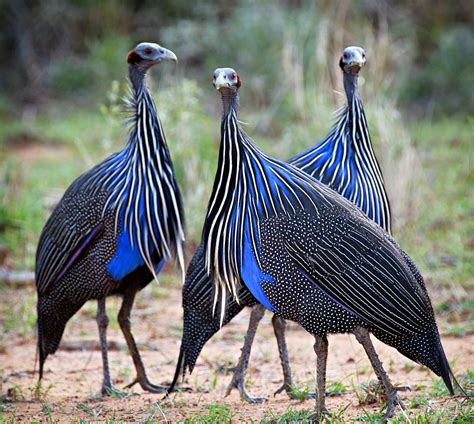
36,42 -> 184,394
289,50 -> 391,234
170,47 -> 394,402
171,67 -> 454,418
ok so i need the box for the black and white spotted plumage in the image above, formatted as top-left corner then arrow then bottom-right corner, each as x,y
35,43 -> 184,382
170,49 -> 395,388
170,67 -> 453,398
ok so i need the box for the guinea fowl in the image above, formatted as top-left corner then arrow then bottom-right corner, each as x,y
172,67 -> 455,420
35,42 -> 184,396
169,47 -> 393,403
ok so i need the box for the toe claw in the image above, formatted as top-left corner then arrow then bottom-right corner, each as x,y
383,391 -> 405,419
125,376 -> 168,394
226,375 -> 267,403
100,385 -> 131,398
274,384 -> 286,397
394,385 -> 412,392
123,378 -> 138,390
309,407 -> 330,423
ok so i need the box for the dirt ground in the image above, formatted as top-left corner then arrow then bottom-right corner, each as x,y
0,284 -> 473,423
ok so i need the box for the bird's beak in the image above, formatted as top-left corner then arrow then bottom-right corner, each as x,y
214,71 -> 231,90
347,51 -> 365,72
159,47 -> 178,64
347,62 -> 363,73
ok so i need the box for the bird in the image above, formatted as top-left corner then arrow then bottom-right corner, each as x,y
168,47 -> 393,403
35,42 -> 185,396
175,66 -> 456,420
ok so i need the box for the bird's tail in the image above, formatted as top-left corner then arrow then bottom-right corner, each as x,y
436,342 -> 472,398
37,302 -> 47,380
164,342 -> 186,398
381,328 -> 458,395
435,340 -> 454,395
36,296 -> 80,379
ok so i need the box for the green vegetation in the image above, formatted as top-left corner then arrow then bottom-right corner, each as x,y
287,384 -> 314,401
0,1 -> 472,422
326,380 -> 348,397
261,406 -> 314,423
182,403 -> 235,423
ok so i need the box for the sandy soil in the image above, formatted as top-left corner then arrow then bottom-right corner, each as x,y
1,284 -> 472,423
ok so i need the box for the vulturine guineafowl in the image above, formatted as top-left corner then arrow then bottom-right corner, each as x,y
35,42 -> 184,396
173,67 -> 457,420
168,47 -> 393,403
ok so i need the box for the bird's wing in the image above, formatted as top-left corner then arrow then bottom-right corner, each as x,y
35,184 -> 105,296
284,206 -> 431,337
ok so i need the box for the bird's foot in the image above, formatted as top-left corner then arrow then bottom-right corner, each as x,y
393,384 -> 411,392
98,385 -> 132,399
382,389 -> 406,421
308,406 -> 330,423
225,373 -> 267,403
274,382 -> 317,400
124,377 -> 168,394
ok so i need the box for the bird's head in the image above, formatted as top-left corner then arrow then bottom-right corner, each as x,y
127,42 -> 177,71
339,46 -> 366,76
212,67 -> 241,93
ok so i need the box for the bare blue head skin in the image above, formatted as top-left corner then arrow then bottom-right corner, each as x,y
127,42 -> 178,89
339,46 -> 366,75
213,67 -> 241,90
339,46 -> 366,101
213,67 -> 242,114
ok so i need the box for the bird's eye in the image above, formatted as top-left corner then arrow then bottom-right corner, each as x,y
362,52 -> 366,58
213,75 -> 217,80
144,48 -> 153,55
343,53 -> 349,60
231,73 -> 237,80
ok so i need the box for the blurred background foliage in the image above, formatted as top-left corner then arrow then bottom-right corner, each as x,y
0,0 -> 472,310
1,0 -> 473,116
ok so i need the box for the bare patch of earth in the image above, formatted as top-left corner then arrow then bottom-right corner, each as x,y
0,285 -> 472,422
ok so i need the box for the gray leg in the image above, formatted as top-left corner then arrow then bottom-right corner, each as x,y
119,289 -> 166,393
97,297 -> 112,395
272,315 -> 316,399
225,304 -> 267,403
310,335 -> 329,421
353,327 -> 408,420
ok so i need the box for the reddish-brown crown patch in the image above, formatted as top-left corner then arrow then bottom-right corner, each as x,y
127,50 -> 141,64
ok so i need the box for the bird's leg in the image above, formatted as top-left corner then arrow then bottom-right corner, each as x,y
118,289 -> 166,394
272,315 -> 316,399
225,304 -> 267,403
97,298 -> 127,397
353,327 -> 407,420
309,335 -> 329,421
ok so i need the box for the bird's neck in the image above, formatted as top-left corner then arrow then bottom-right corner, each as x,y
102,67 -> 185,276
221,90 -> 240,117
129,65 -> 147,94
127,75 -> 169,164
341,72 -> 391,233
343,73 -> 360,104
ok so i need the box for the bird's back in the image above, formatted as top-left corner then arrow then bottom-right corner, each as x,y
256,185 -> 434,342
35,162 -> 117,297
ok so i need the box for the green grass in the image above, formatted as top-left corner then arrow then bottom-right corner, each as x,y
182,403 -> 235,423
0,39 -> 472,423
399,118 -> 473,292
261,406 -> 314,423
326,380 -> 348,397
287,384 -> 314,401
